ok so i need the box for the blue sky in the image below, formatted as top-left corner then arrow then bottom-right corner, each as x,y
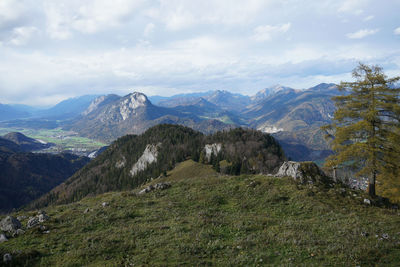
0,0 -> 399,106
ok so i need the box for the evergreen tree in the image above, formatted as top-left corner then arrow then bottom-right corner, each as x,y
322,63 -> 400,197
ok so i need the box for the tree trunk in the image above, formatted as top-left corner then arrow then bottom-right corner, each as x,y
368,172 -> 376,197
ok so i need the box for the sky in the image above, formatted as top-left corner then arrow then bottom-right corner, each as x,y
0,0 -> 399,106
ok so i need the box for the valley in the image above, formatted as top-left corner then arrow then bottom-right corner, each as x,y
0,127 -> 105,157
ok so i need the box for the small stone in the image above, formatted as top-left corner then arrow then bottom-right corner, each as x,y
361,231 -> 369,237
17,215 -> 27,221
154,182 -> 171,190
102,202 -> 109,207
27,216 -> 39,229
38,213 -> 50,223
84,208 -> 90,213
3,253 -> 12,263
364,199 -> 371,205
16,229 -> 25,236
39,225 -> 47,231
382,233 -> 389,240
0,234 -> 8,243
236,246 -> 242,249
43,230 -> 50,234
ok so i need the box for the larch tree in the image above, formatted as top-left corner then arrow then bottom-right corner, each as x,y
322,63 -> 400,197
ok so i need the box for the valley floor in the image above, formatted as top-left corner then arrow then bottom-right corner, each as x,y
1,160 -> 400,266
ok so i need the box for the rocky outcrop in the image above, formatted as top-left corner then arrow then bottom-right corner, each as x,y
204,143 -> 222,161
276,161 -> 332,185
27,211 -> 49,229
119,92 -> 149,121
0,233 -> 8,243
138,182 -> 171,195
130,143 -> 161,176
0,216 -> 22,233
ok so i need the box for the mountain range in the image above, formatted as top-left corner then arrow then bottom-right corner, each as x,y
0,83 -> 339,161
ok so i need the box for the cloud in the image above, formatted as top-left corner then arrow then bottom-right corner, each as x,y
252,23 -> 291,42
363,15 -> 374,21
44,0 -> 145,39
394,27 -> 400,35
147,0 -> 271,31
346,28 -> 379,39
144,23 -> 155,37
0,0 -> 27,29
8,26 -> 39,46
338,0 -> 369,13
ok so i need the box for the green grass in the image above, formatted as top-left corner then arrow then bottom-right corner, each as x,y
1,160 -> 399,266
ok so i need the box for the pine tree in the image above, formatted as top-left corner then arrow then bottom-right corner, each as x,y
322,63 -> 400,197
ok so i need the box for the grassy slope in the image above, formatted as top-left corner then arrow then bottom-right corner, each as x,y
1,160 -> 400,266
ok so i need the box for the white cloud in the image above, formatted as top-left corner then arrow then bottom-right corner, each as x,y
363,15 -> 374,21
8,26 -> 39,46
0,0 -> 26,28
147,0 -> 271,31
346,28 -> 379,39
252,23 -> 291,42
338,0 -> 369,13
144,23 -> 155,37
394,27 -> 400,35
44,0 -> 145,39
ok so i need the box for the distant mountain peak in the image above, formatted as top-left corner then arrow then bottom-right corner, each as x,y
119,92 -> 151,120
252,85 -> 293,102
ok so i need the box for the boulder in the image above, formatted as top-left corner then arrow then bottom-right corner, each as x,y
27,216 -> 39,229
38,212 -> 50,223
138,183 -> 171,195
0,233 -> 8,243
0,216 -> 22,233
155,182 -> 171,190
276,161 -> 333,185
3,253 -> 12,263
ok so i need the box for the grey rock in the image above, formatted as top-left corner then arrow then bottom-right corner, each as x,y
38,213 -> 50,223
154,182 -> 171,190
138,183 -> 171,195
361,231 -> 369,237
27,216 -> 39,229
84,208 -> 90,213
17,215 -> 27,221
3,253 -> 12,263
382,233 -> 389,240
16,229 -> 25,236
276,161 -> 332,185
0,233 -> 8,243
364,199 -> 371,205
102,202 -> 109,207
0,216 -> 22,233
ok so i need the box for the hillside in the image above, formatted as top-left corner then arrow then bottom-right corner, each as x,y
2,132 -> 52,152
0,152 -> 89,213
1,160 -> 399,266
32,124 -> 285,208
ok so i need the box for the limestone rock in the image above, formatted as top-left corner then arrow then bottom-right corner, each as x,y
130,143 -> 161,176
204,143 -> 222,162
0,233 -> 8,243
27,217 -> 39,229
0,216 -> 22,233
38,211 -> 49,223
138,183 -> 171,195
3,253 -> 12,263
276,161 -> 332,185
